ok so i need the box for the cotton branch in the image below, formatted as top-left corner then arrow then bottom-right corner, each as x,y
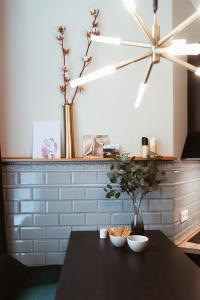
56,9 -> 100,105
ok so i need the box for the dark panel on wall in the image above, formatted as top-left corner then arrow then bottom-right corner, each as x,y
188,55 -> 200,133
182,55 -> 200,159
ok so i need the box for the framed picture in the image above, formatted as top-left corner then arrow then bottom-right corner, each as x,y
32,121 -> 61,159
82,135 -> 109,157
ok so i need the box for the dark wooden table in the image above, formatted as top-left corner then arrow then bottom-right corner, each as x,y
56,231 -> 200,300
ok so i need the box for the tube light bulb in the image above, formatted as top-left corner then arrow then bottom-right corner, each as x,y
121,0 -> 136,12
70,65 -> 116,88
168,43 -> 200,55
157,42 -> 200,56
91,35 -> 121,46
134,83 -> 147,109
195,68 -> 200,76
172,39 -> 187,45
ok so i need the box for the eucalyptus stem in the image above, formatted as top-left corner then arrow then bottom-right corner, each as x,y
104,153 -> 164,221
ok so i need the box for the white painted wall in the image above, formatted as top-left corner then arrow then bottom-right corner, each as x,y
0,0 -> 181,158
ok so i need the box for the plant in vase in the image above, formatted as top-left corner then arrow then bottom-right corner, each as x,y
56,9 -> 100,158
104,152 -> 165,235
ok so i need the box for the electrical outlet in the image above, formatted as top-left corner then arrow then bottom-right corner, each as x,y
180,209 -> 189,223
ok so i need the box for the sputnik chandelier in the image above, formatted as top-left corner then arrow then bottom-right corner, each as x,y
70,0 -> 200,108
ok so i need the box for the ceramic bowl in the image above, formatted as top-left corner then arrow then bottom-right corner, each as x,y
109,234 -> 127,247
127,235 -> 149,253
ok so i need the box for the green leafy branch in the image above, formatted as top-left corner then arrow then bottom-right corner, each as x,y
104,153 -> 165,214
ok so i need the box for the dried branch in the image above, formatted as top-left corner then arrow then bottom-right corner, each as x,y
57,9 -> 100,105
57,26 -> 70,104
70,9 -> 100,104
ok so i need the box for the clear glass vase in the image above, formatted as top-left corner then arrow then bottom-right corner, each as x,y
131,211 -> 144,235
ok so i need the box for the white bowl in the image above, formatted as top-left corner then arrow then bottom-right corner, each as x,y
109,235 -> 127,247
127,235 -> 149,253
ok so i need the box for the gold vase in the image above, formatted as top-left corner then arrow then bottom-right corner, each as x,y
64,104 -> 75,158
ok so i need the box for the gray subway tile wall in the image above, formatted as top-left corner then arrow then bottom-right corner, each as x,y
4,202 -> 20,214
8,240 -> 33,253
46,201 -> 72,213
7,188 -> 32,200
60,188 -> 85,200
33,215 -> 58,226
20,172 -> 45,185
149,199 -> 174,211
111,213 -> 136,225
98,200 -> 122,212
123,199 -> 149,212
73,200 -> 98,212
2,161 -> 200,266
34,240 -> 59,252
162,212 -> 174,224
59,239 -> 69,252
46,172 -> 71,184
33,188 -> 59,200
3,172 -> 18,185
21,201 -> 46,213
60,214 -> 85,226
21,227 -> 45,240
7,214 -> 33,227
7,227 -> 20,240
46,227 -> 71,239
72,171 -> 97,184
86,213 -> 110,225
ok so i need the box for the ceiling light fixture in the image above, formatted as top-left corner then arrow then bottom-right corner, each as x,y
70,0 -> 200,108
70,65 -> 116,88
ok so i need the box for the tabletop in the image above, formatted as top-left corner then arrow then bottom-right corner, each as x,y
56,230 -> 200,300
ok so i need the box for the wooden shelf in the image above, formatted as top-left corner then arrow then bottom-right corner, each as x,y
2,156 -> 177,163
176,226 -> 200,255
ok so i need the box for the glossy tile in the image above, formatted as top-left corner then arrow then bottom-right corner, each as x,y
21,201 -> 45,213
34,214 -> 58,226
7,214 -> 33,226
21,227 -> 45,240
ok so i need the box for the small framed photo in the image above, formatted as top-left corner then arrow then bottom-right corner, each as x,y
82,135 -> 109,157
32,121 -> 61,159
